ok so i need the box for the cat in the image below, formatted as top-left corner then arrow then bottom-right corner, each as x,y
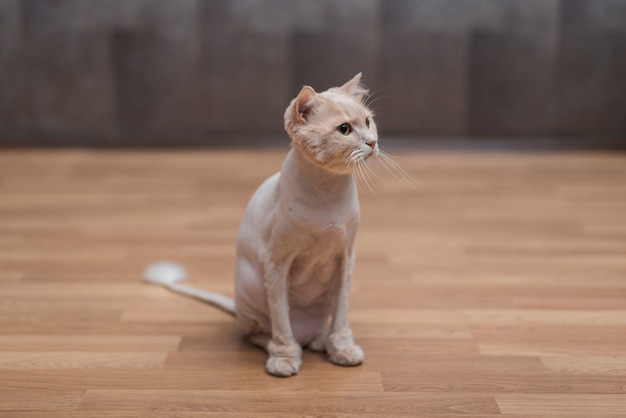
145,73 -> 378,377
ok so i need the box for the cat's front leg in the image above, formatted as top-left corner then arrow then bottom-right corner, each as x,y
264,262 -> 302,377
266,338 -> 302,377
327,327 -> 364,366
327,250 -> 364,367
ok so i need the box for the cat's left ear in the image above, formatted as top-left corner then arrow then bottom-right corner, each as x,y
293,86 -> 317,124
340,72 -> 369,100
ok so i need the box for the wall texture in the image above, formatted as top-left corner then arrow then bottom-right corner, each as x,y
0,0 -> 625,146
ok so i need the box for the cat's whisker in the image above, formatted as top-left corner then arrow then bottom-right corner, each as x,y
346,153 -> 365,193
363,85 -> 392,108
378,151 -> 418,189
381,154 -> 415,187
345,148 -> 382,198
363,155 -> 382,182
347,149 -> 366,168
356,159 -> 378,198
345,149 -> 362,166
378,147 -> 408,162
355,160 -> 368,191
353,169 -> 367,193
359,159 -> 375,186
349,158 -> 366,192
364,94 -> 393,109
378,153 -> 414,187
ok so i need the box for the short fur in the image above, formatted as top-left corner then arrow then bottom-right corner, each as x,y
145,73 -> 378,377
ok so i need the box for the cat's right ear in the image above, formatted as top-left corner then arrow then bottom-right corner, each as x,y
293,86 -> 316,124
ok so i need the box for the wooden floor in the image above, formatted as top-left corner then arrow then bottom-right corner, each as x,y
1,149 -> 626,417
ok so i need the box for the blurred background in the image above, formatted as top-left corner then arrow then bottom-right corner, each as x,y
0,0 -> 625,148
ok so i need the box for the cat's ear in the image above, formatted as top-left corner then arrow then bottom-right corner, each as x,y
293,86 -> 317,123
340,72 -> 368,100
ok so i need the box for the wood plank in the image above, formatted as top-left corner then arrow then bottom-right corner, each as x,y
121,306 -> 234,323
5,413 -> 449,418
0,389 -> 83,411
1,369 -> 383,392
0,321 -> 231,337
478,324 -> 626,356
464,310 -> 626,326
541,355 -> 626,375
0,335 -> 181,351
384,371 -> 626,394
496,394 -> 626,415
0,352 -> 167,370
378,355 -> 545,374
350,323 -> 474,340
79,390 -> 500,415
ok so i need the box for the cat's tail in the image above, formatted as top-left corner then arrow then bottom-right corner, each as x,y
143,261 -> 236,317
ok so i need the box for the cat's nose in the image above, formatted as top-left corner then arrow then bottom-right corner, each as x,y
366,139 -> 377,149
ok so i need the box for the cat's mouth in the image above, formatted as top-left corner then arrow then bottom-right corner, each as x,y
365,148 -> 379,161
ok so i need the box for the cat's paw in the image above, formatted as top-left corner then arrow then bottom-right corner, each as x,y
327,329 -> 364,367
266,340 -> 302,377
266,355 -> 302,377
308,333 -> 327,352
328,343 -> 364,366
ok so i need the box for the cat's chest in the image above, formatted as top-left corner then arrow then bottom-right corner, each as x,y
288,224 -> 348,290
300,224 -> 347,257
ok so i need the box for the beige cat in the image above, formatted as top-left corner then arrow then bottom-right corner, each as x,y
145,73 -> 378,377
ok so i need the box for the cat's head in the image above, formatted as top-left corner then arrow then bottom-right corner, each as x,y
284,73 -> 378,174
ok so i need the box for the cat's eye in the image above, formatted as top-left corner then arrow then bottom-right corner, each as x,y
338,123 -> 352,135
365,117 -> 371,128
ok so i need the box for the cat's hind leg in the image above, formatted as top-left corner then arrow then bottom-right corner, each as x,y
307,318 -> 330,352
245,334 -> 270,349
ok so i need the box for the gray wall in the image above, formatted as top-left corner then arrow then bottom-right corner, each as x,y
1,0 -> 625,146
